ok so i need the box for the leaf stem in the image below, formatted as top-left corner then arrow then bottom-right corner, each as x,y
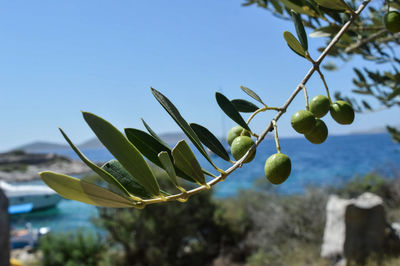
246,106 -> 268,125
272,120 -> 281,153
302,85 -> 310,111
316,68 -> 333,104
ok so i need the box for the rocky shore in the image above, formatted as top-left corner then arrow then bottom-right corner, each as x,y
0,150 -> 91,182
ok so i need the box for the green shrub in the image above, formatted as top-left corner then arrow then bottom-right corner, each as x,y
39,229 -> 106,266
93,179 -> 244,266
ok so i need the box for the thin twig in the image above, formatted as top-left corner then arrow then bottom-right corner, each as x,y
345,29 -> 388,53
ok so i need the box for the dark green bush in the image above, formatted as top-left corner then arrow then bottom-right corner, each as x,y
39,229 -> 106,266
93,174 -> 244,266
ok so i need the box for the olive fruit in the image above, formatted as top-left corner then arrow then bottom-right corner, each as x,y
264,153 -> 291,185
330,100 -> 354,125
230,136 -> 256,163
309,95 -> 330,118
226,126 -> 251,146
383,11 -> 400,33
305,119 -> 328,144
291,110 -> 316,134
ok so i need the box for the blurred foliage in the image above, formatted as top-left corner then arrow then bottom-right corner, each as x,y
0,163 -> 28,172
335,172 -> 400,208
39,229 -> 106,266
37,171 -> 400,265
243,0 -> 400,141
93,177 -> 245,266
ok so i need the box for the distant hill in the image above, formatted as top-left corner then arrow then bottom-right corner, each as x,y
11,132 -> 193,153
79,138 -> 102,149
13,141 -> 68,153
80,132 -> 189,149
350,125 -> 400,135
159,132 -> 189,145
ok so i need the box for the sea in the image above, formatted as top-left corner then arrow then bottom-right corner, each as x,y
10,133 -> 400,232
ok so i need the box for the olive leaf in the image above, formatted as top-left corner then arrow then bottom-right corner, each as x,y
309,26 -> 340,38
215,92 -> 250,131
353,68 -> 366,83
40,171 -> 136,208
387,88 -> 400,101
158,151 -> 179,188
283,31 -> 306,58
172,140 -> 206,186
189,123 -> 230,161
240,86 -> 265,105
291,10 -> 308,52
59,128 -> 131,197
313,0 -> 348,11
83,112 -> 160,197
141,118 -> 170,148
101,160 -> 152,199
231,99 -> 259,113
270,0 -> 283,14
280,0 -> 317,16
151,88 -> 216,168
124,128 -> 196,183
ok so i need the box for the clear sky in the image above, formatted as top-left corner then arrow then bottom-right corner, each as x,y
0,0 -> 398,151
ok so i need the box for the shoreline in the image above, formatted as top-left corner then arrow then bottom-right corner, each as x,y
0,151 -> 92,183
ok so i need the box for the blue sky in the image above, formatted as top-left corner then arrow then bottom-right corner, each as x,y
0,0 -> 398,151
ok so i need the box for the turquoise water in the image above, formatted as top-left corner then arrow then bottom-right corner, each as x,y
10,133 -> 400,231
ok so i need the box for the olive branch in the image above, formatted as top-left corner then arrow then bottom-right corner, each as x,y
40,0 -> 372,209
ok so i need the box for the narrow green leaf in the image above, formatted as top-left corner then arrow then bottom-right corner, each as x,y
82,112 -> 160,196
141,118 -> 170,148
190,123 -> 230,161
158,151 -> 179,187
124,128 -> 196,183
150,88 -> 215,167
172,140 -> 206,186
283,31 -> 306,58
388,88 -> 400,101
215,92 -> 250,131
240,86 -> 265,105
280,0 -> 317,16
353,68 -> 366,83
59,128 -> 131,197
309,26 -> 340,38
40,171 -> 135,208
352,89 -> 372,95
362,100 -> 372,110
101,160 -> 152,199
270,0 -> 283,14
124,128 -> 170,169
231,99 -> 259,113
322,62 -> 338,71
313,0 -> 347,11
291,10 -> 308,51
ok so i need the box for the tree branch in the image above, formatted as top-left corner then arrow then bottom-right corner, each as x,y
139,0 -> 372,206
345,29 -> 388,53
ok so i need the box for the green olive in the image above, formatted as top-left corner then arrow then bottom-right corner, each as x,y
305,119 -> 328,144
309,95 -> 330,118
230,136 -> 256,163
330,100 -> 354,125
383,11 -> 400,33
226,126 -> 251,146
291,110 -> 316,134
264,153 -> 291,185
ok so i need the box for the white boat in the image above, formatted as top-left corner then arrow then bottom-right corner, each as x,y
0,181 -> 62,214
11,223 -> 50,249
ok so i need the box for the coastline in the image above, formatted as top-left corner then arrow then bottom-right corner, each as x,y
0,151 -> 91,183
